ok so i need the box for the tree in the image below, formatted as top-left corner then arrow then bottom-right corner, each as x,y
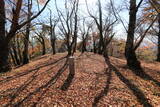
55,0 -> 79,56
148,0 -> 160,61
10,37 -> 21,65
35,30 -> 46,55
0,0 -> 50,72
23,0 -> 32,65
157,13 -> 160,61
79,19 -> 92,53
49,9 -> 59,55
86,0 -> 117,69
125,0 -> 147,70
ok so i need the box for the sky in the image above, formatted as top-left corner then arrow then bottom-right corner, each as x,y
31,0 -> 155,46
37,0 -> 129,40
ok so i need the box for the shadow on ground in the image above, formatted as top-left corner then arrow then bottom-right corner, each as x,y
0,56 -> 68,107
114,70 -> 152,107
0,56 -> 67,85
92,68 -> 112,107
130,67 -> 160,87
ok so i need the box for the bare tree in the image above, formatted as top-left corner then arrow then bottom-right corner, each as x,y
86,0 -> 117,69
49,9 -> 59,55
149,0 -> 160,61
34,31 -> 46,55
125,0 -> 157,70
23,0 -> 32,64
0,0 -> 50,72
55,0 -> 79,56
79,19 -> 92,53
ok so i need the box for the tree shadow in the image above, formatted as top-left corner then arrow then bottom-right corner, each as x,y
0,57 -> 65,98
60,69 -> 75,91
2,57 -> 67,107
6,59 -> 69,107
4,69 -> 39,107
92,68 -> 112,107
114,70 -> 152,107
60,56 -> 77,91
0,56 -> 67,85
130,68 -> 160,87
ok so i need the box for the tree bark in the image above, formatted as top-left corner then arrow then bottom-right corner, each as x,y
68,46 -> 72,56
10,49 -> 17,66
11,44 -> 20,65
0,45 -> 11,72
98,0 -> 104,55
23,0 -> 32,64
17,36 -> 23,63
51,29 -> 56,55
23,31 -> 30,64
125,0 -> 142,70
42,38 -> 46,55
0,0 -> 11,72
67,34 -> 72,56
157,13 -> 160,61
0,0 -> 50,71
93,40 -> 97,53
82,36 -> 87,53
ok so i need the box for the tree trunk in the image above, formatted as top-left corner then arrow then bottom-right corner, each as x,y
93,40 -> 97,53
98,34 -> 104,54
23,33 -> 29,64
0,0 -> 11,72
51,39 -> 56,55
67,34 -> 72,56
11,45 -> 20,65
0,45 -> 11,72
51,30 -> 56,55
42,38 -> 46,55
61,56 -> 75,91
17,36 -> 23,63
98,0 -> 104,55
10,49 -> 17,66
73,36 -> 77,55
23,1 -> 31,64
125,0 -> 142,70
157,13 -> 160,62
68,46 -> 72,56
82,39 -> 87,53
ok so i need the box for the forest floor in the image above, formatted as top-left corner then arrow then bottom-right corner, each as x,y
0,52 -> 160,107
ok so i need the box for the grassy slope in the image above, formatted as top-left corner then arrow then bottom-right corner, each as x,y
0,52 -> 160,107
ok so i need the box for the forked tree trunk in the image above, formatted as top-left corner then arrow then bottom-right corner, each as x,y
125,0 -> 142,70
157,13 -> 160,62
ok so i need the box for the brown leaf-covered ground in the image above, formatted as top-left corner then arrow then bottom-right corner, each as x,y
0,52 -> 160,107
